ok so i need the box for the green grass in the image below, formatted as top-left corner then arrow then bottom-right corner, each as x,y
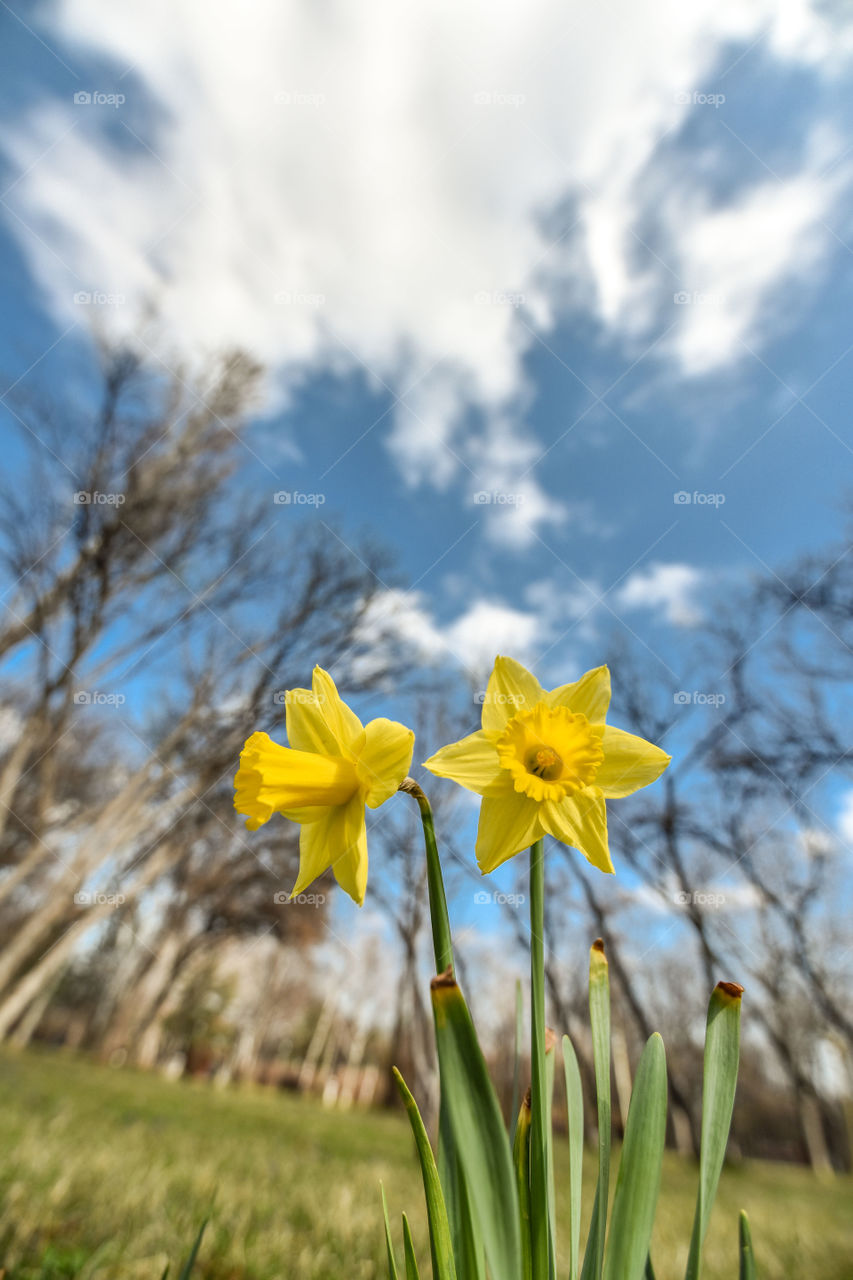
0,1048 -> 850,1279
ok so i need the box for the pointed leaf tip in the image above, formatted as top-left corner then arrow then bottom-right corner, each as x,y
716,981 -> 744,1002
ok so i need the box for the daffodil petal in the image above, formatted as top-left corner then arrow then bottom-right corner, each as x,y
312,666 -> 364,754
331,800 -> 369,906
293,794 -> 367,905
481,656 -> 545,734
541,790 -> 614,874
475,793 -> 542,874
357,717 -> 415,808
286,688 -> 341,756
546,665 -> 611,723
596,725 -> 671,798
423,730 -> 510,797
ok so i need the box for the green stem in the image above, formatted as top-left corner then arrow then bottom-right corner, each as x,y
529,838 -> 550,1280
400,777 -> 454,975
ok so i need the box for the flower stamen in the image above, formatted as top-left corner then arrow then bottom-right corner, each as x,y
496,702 -> 605,802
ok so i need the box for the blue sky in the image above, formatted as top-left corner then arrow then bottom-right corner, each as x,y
1,0 -> 851,710
1,2 -> 852,953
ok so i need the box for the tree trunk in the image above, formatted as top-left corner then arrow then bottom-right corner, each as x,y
0,843 -> 172,1040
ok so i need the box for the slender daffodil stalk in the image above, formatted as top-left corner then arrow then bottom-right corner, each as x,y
424,656 -> 670,874
234,666 -> 414,905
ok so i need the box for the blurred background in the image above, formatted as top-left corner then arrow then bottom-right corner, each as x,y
0,1 -> 851,1276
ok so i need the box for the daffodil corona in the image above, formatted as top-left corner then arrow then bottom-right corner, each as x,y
424,656 -> 670,874
234,667 -> 414,905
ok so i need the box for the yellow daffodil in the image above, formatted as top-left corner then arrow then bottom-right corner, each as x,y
423,656 -> 670,875
234,666 -> 414,906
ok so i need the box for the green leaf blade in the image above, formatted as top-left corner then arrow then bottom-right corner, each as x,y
381,1184 -> 400,1280
685,982 -> 744,1280
513,1090 -> 533,1280
393,1067 -> 457,1280
563,1034 -> 585,1280
431,971 -> 521,1280
402,1213 -> 421,1280
738,1210 -> 756,1280
581,938 -> 611,1280
603,1033 -> 668,1280
438,1105 -> 486,1280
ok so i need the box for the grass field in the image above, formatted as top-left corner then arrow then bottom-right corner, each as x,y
0,1048 -> 850,1279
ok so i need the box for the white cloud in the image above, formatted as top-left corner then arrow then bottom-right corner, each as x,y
355,588 -> 542,682
836,791 -> 853,847
616,562 -> 707,626
5,0 -> 852,538
445,600 -> 540,674
353,577 -> 614,695
665,163 -> 842,376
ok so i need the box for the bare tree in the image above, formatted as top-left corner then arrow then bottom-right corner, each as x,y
0,341 -> 404,1059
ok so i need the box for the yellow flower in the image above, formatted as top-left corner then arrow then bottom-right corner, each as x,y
423,656 -> 670,875
234,667 -> 414,905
